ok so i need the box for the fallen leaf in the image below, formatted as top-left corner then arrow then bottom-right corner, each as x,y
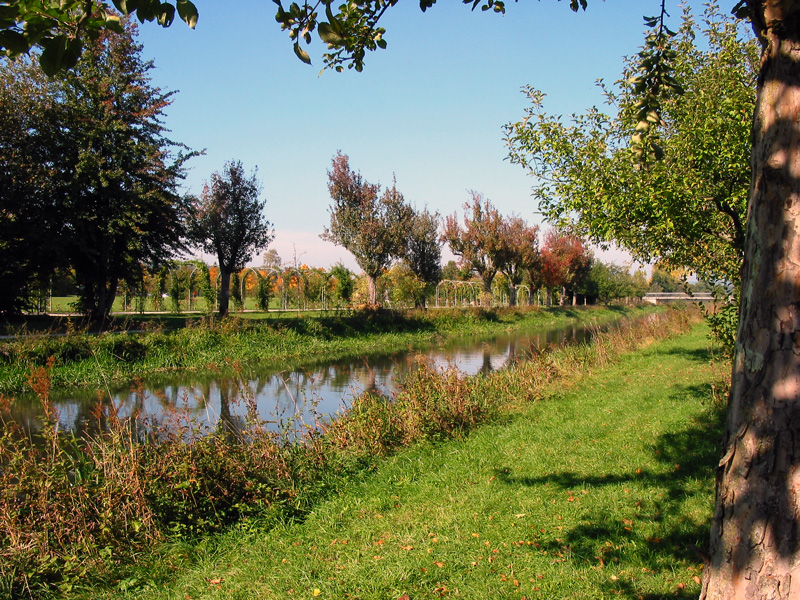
398,596 -> 410,600
434,561 -> 444,567
400,545 -> 414,551
373,556 -> 384,560
313,590 -> 322,597
208,578 -> 223,586
693,576 -> 702,585
677,582 -> 686,589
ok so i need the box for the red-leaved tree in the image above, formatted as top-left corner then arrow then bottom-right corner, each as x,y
540,230 -> 592,306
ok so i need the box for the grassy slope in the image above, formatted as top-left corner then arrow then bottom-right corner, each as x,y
90,323 -> 727,600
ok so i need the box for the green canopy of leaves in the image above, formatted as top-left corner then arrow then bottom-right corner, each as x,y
505,3 -> 757,286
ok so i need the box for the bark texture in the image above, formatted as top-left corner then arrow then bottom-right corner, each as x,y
702,4 -> 800,598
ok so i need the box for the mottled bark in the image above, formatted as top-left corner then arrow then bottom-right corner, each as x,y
702,5 -> 800,598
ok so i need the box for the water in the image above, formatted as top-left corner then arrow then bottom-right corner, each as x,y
8,321 -> 597,436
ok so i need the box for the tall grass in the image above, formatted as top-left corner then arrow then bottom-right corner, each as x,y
0,307 -> 696,598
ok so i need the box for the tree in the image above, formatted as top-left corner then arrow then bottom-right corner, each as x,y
649,264 -> 682,293
61,23 -> 192,319
540,230 -> 592,306
0,57 -> 61,315
505,4 -> 755,289
442,192 -> 504,307
321,152 -> 412,306
329,262 -> 355,308
0,21 -> 192,319
700,3 -> 800,596
262,249 -> 282,270
401,207 -> 443,308
584,262 -> 648,304
494,215 -> 540,307
187,160 -> 274,317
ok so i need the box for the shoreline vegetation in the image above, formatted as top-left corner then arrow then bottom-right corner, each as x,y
0,305 -> 653,396
0,305 -> 726,599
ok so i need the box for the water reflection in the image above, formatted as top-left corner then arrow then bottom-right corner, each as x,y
8,321 -> 594,435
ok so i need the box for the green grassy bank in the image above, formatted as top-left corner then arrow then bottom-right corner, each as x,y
59,314 -> 728,600
0,305 -> 650,395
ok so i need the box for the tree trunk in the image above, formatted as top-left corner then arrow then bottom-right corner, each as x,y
545,287 -> 552,307
702,8 -> 800,598
218,268 -> 231,317
508,283 -> 517,307
560,286 -> 566,306
366,274 -> 378,306
481,272 -> 495,307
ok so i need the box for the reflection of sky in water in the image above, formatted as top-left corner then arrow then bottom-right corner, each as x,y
11,322 -> 593,434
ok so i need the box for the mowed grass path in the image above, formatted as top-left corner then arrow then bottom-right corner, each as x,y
105,325 -> 726,600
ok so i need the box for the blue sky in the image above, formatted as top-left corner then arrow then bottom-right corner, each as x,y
136,0 -> 693,271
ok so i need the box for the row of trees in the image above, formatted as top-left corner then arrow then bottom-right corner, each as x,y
322,156 -> 614,310
52,250 -> 654,316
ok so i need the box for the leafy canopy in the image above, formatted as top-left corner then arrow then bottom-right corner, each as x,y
0,20 -> 193,318
505,3 -> 756,286
0,0 -> 198,75
322,151 -> 412,280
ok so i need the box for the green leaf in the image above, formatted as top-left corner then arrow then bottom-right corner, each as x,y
40,35 -> 82,76
177,0 -> 198,28
318,22 -> 343,45
0,5 -> 20,22
0,30 -> 29,55
104,14 -> 125,33
293,42 -> 311,64
157,2 -> 175,26
112,0 -> 130,14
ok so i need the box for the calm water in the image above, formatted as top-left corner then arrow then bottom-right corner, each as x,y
10,321 -> 598,436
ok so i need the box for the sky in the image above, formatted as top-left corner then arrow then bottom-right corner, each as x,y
135,0 -> 694,272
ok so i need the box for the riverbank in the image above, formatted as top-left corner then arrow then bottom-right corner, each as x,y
85,317 -> 726,600
0,306 -> 719,598
0,305 -> 653,395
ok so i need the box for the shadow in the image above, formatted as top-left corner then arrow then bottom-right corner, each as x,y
655,346 -> 715,363
493,395 -> 725,592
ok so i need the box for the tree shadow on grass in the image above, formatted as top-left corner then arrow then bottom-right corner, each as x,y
653,345 -> 715,363
494,386 -> 726,598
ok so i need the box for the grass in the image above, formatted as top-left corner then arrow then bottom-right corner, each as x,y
0,305 -> 654,394
68,315 -> 727,600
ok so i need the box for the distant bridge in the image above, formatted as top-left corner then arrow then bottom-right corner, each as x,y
643,292 -> 715,305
